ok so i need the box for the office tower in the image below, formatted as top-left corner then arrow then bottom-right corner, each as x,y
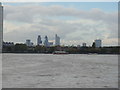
82,43 -> 86,47
26,39 -> 33,46
55,34 -> 60,46
0,3 -> 3,53
44,36 -> 49,47
37,35 -> 42,45
95,39 -> 102,48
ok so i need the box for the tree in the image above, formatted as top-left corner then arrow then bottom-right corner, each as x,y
92,42 -> 95,48
15,44 -> 27,52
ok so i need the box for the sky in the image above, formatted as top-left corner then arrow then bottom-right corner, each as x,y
2,2 -> 118,46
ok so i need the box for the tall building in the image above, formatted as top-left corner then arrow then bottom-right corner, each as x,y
0,3 -> 3,53
55,34 -> 60,46
82,43 -> 86,47
44,36 -> 49,47
26,39 -> 33,46
95,39 -> 102,48
37,35 -> 42,45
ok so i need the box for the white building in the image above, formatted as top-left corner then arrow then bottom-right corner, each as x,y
26,39 -> 33,46
0,3 -> 3,53
55,34 -> 60,46
37,35 -> 42,45
95,39 -> 102,48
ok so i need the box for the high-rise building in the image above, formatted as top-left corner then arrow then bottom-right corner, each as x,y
95,39 -> 102,48
37,35 -> 42,45
0,3 -> 3,53
44,36 -> 49,47
55,34 -> 60,46
26,39 -> 33,46
82,43 -> 86,47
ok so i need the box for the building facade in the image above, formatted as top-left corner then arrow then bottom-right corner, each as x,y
26,39 -> 33,46
37,35 -> 42,45
95,39 -> 102,48
3,42 -> 14,46
55,34 -> 60,46
49,42 -> 53,46
44,36 -> 49,47
0,3 -> 3,53
82,43 -> 86,47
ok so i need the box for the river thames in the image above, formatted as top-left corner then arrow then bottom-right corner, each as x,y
2,54 -> 118,88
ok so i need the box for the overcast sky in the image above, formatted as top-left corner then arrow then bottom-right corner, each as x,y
3,2 -> 118,46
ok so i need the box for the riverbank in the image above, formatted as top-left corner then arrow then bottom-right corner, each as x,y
1,52 -> 120,55
3,44 -> 120,54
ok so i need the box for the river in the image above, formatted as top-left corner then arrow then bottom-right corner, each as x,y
2,54 -> 118,88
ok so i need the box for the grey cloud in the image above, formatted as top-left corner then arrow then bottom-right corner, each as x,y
4,4 -> 117,24
4,18 -> 108,44
3,3 -> 118,45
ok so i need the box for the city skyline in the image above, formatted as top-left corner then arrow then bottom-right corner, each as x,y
25,34 -> 60,46
3,34 -> 102,48
2,2 -> 118,46
3,34 -> 102,47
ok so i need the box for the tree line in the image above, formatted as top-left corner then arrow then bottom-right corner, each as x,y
2,43 -> 120,54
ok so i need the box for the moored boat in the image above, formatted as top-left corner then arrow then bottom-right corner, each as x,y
53,51 -> 68,54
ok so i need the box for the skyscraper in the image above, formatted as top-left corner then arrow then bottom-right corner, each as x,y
0,3 -> 3,53
55,34 -> 60,46
44,36 -> 49,47
95,39 -> 102,48
82,43 -> 86,47
37,35 -> 42,45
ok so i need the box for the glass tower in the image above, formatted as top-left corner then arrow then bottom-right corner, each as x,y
37,35 -> 42,45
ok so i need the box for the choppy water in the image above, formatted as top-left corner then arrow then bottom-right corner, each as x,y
2,54 -> 118,88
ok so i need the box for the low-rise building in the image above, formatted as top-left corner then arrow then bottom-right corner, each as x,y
3,42 -> 14,46
26,39 -> 34,46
